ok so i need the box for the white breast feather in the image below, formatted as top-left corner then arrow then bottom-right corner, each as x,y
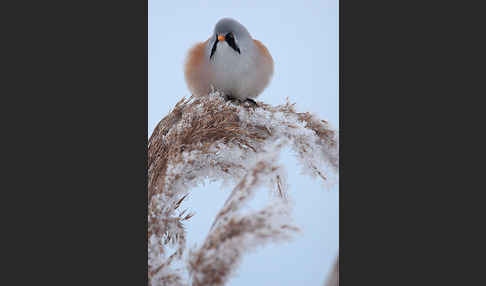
210,42 -> 263,100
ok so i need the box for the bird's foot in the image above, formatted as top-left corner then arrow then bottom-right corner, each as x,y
244,98 -> 258,107
244,98 -> 258,108
224,94 -> 240,103
223,94 -> 259,108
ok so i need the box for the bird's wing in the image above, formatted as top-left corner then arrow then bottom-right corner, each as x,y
184,40 -> 211,97
253,39 -> 274,77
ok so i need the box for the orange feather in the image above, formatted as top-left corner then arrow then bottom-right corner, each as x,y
184,40 -> 211,97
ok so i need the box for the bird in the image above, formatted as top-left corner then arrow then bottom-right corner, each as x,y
184,18 -> 274,105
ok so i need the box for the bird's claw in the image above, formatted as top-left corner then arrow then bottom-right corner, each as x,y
244,98 -> 258,107
223,94 -> 258,108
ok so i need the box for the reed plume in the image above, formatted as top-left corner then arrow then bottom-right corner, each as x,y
148,91 -> 338,286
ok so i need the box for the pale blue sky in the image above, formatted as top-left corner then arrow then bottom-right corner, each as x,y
149,1 -> 338,285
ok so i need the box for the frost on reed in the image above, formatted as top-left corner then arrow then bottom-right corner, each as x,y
148,91 -> 339,286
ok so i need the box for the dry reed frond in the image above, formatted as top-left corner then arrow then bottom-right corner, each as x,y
324,256 -> 339,286
148,91 -> 339,286
188,154 -> 297,286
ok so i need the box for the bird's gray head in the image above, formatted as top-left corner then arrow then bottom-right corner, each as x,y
208,18 -> 252,60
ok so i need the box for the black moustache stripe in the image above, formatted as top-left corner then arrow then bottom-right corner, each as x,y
226,33 -> 241,54
210,38 -> 218,60
209,33 -> 241,60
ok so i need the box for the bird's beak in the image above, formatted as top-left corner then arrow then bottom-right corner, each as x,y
217,35 -> 225,42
